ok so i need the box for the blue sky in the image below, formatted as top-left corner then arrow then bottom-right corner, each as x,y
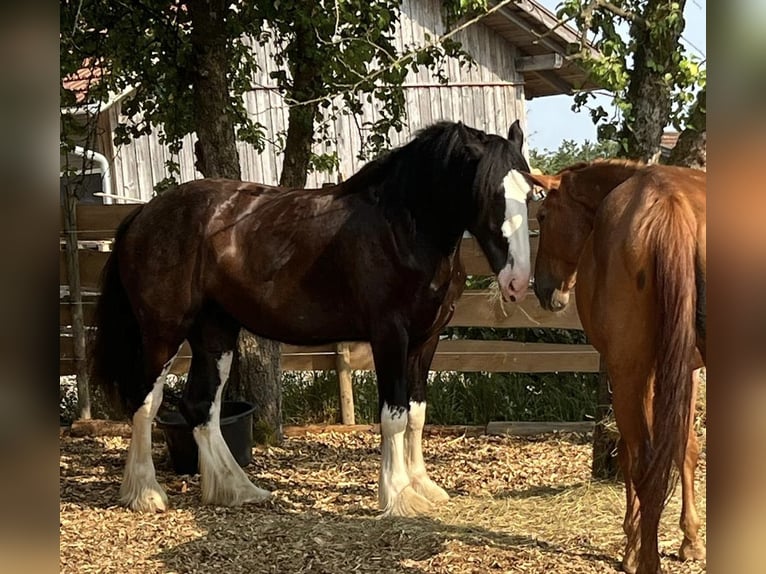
525,0 -> 707,151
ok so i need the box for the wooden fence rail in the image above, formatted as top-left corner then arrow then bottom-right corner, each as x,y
60,204 -> 597,424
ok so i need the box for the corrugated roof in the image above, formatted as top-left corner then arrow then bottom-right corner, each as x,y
62,60 -> 104,104
482,0 -> 602,98
661,131 -> 680,150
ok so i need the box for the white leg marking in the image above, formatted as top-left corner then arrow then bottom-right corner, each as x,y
406,401 -> 449,503
194,351 -> 271,506
379,403 -> 432,517
120,353 -> 178,512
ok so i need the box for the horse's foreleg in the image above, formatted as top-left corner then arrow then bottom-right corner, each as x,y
189,349 -> 271,507
405,401 -> 449,503
373,323 -> 432,518
379,403 -> 434,517
678,369 -> 706,562
120,346 -> 179,512
405,337 -> 449,504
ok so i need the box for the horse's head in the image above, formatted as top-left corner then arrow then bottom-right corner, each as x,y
464,120 -> 533,302
520,170 -> 591,312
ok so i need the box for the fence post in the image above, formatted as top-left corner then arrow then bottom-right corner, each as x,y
62,190 -> 91,420
591,356 -> 619,479
335,343 -> 355,424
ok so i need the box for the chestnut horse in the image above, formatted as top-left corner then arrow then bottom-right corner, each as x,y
522,161 -> 706,574
90,121 -> 534,517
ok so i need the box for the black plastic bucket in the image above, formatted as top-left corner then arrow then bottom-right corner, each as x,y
156,401 -> 256,475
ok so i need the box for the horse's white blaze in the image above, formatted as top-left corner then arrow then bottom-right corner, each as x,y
501,213 -> 524,238
194,351 -> 270,506
498,169 -> 532,301
120,351 -> 179,512
406,401 -> 449,503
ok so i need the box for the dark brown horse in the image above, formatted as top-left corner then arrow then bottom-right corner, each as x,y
522,161 -> 706,573
91,121 -> 533,516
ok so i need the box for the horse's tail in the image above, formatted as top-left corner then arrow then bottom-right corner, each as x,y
636,189 -> 700,566
89,205 -> 146,417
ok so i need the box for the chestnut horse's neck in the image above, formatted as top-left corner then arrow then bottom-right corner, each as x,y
566,160 -> 645,214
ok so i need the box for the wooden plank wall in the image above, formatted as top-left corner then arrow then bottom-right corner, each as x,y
59,205 -> 598,377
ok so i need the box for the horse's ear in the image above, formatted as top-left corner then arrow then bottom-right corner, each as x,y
508,120 -> 524,151
520,171 -> 561,192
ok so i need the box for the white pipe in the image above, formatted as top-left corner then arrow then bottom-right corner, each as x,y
93,192 -> 146,204
60,101 -> 102,116
60,86 -> 135,116
71,146 -> 113,204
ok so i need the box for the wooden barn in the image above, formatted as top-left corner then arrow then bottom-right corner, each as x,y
61,0 -> 596,201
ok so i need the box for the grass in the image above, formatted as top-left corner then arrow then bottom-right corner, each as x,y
281,369 -> 598,426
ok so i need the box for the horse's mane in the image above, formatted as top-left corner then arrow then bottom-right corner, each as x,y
332,121 -> 504,253
339,148 -> 397,194
339,121 -> 481,206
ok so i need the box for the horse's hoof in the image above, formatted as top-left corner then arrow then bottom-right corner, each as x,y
378,484 -> 433,518
202,483 -> 272,506
411,476 -> 450,504
120,485 -> 168,513
621,555 -> 638,574
240,486 -> 272,505
679,538 -> 706,561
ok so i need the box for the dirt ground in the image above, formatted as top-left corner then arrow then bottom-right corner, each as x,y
60,429 -> 706,574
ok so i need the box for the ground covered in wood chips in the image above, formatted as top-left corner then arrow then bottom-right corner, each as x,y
60,429 -> 706,574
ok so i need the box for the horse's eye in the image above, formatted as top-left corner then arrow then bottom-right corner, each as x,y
537,212 -> 546,224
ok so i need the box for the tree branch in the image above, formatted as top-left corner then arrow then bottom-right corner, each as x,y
285,0 -> 517,109
597,0 -> 645,26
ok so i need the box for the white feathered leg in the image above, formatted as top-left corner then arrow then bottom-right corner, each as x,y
406,401 -> 449,503
120,360 -> 173,512
378,403 -> 432,517
194,351 -> 271,506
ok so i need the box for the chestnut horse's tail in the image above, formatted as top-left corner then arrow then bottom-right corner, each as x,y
637,190 -> 700,566
89,206 -> 146,417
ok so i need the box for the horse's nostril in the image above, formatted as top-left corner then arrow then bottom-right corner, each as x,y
510,295 -> 516,303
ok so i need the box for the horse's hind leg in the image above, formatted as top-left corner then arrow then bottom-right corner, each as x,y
617,437 -> 640,574
678,369 -> 706,562
183,306 -> 270,506
120,341 -> 181,512
405,335 -> 449,504
610,367 -> 653,574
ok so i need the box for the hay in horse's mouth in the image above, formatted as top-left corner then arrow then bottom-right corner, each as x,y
487,280 -> 509,316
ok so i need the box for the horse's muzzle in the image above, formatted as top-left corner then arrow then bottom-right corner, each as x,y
498,266 -> 530,303
535,285 -> 569,312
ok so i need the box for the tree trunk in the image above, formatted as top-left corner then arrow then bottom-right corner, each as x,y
189,0 -> 283,444
620,0 -> 688,162
667,87 -> 706,170
280,20 -> 321,188
227,334 -> 283,444
188,0 -> 241,182
280,98 -> 319,187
